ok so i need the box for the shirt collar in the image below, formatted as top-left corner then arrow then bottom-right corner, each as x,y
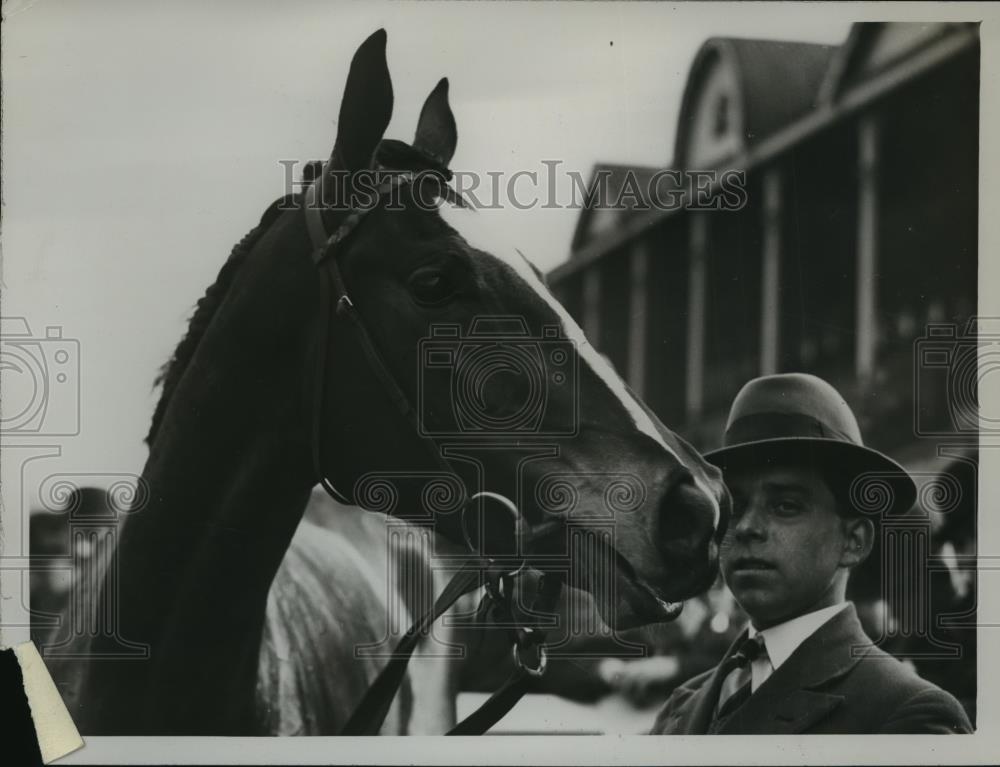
747,602 -> 849,671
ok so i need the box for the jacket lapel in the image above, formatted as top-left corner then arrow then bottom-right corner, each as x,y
674,630 -> 749,734
718,603 -> 867,734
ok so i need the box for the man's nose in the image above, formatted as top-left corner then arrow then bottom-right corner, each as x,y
731,503 -> 766,540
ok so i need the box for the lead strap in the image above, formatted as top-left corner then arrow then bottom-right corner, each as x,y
339,557 -> 488,735
446,570 -> 564,735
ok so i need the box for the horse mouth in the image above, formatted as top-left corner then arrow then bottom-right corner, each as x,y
607,555 -> 686,628
632,578 -> 685,621
554,525 -> 696,629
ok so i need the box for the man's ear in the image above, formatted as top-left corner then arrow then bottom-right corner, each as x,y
840,516 -> 875,568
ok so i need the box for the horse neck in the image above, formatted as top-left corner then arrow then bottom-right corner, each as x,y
83,214 -> 320,734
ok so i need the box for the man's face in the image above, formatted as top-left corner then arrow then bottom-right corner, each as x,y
721,463 -> 849,628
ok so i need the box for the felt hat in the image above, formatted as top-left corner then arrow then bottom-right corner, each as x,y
704,373 -> 917,516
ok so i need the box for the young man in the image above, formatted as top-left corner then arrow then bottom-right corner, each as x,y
650,373 -> 971,734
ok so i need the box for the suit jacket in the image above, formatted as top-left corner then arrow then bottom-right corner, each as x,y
650,603 -> 972,734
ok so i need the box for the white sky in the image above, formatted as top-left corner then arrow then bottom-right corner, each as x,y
1,1 -> 851,506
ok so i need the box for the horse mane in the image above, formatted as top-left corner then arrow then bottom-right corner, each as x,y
145,143 -> 445,447
145,190 -> 304,445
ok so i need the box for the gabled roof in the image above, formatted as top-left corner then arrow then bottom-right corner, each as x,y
674,37 -> 837,169
819,22 -> 978,103
569,162 -> 667,254
561,23 -> 979,270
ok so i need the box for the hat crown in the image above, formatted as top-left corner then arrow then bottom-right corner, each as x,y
707,374 -> 917,516
725,373 -> 863,446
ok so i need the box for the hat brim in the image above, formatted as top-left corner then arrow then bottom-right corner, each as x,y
703,437 -> 917,517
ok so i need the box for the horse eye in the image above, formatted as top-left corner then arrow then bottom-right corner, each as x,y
409,267 -> 458,307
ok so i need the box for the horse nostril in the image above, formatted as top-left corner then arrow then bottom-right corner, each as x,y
657,478 -> 717,558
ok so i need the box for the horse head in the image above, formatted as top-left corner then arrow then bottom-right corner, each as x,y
309,30 -> 730,630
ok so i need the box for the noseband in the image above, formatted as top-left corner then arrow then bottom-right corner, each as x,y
300,162 -> 565,734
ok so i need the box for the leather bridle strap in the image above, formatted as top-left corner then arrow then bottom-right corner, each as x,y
447,570 -> 565,735
304,171 -> 457,504
340,557 -> 488,735
340,500 -> 568,736
344,517 -> 650,734
310,256 -> 351,504
342,560 -> 565,736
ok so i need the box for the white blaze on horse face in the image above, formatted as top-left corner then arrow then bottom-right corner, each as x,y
437,204 -> 677,458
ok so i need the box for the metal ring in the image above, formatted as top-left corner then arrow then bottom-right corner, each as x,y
335,294 -> 355,316
512,640 -> 548,678
460,491 -> 526,578
460,491 -> 521,552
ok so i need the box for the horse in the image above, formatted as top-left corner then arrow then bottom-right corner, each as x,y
57,29 -> 729,735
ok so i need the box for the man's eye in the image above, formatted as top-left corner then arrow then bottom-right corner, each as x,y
772,499 -> 803,516
409,267 -> 458,307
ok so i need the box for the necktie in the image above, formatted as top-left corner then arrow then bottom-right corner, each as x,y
714,634 -> 767,723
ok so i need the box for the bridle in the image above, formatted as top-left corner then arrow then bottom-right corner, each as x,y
300,160 -> 566,734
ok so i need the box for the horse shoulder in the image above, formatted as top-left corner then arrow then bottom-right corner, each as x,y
257,496 -> 472,735
256,515 -> 409,734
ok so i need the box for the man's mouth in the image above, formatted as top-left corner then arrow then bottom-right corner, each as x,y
730,556 -> 777,572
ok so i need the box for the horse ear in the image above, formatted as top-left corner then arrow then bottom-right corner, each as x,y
330,28 -> 393,173
413,78 -> 457,167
